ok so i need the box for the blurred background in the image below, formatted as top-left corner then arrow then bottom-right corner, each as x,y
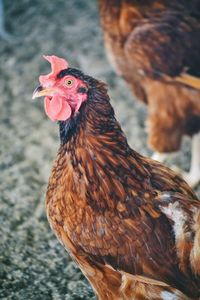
0,1 -> 199,299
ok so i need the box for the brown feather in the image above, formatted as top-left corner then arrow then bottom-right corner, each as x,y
44,79 -> 200,298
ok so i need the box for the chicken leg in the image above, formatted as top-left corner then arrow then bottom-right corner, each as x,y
152,134 -> 200,188
182,132 -> 200,187
151,152 -> 169,163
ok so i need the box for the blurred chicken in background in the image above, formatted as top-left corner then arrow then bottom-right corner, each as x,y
0,0 -> 13,42
99,0 -> 200,187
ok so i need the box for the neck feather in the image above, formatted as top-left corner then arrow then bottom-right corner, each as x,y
59,83 -> 128,150
57,84 -> 151,212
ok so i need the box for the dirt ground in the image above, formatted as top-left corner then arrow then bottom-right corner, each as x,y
0,1 -> 199,299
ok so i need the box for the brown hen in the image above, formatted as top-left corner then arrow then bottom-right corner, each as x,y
33,56 -> 200,300
98,0 -> 200,187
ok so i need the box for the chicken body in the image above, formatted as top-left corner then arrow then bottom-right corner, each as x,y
34,56 -> 200,299
98,0 -> 200,186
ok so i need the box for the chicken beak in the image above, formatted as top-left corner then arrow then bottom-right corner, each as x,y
32,85 -> 55,99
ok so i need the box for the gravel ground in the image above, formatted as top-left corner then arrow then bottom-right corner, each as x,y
0,1 -> 200,299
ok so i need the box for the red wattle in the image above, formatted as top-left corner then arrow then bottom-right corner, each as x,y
44,95 -> 72,121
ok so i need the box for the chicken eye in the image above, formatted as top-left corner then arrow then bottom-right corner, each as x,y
66,79 -> 74,87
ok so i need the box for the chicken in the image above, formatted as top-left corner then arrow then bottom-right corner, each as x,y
33,55 -> 200,300
98,0 -> 200,187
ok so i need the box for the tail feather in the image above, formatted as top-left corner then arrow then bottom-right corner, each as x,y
174,73 -> 200,90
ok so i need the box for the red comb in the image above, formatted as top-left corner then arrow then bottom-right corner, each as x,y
39,55 -> 68,86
